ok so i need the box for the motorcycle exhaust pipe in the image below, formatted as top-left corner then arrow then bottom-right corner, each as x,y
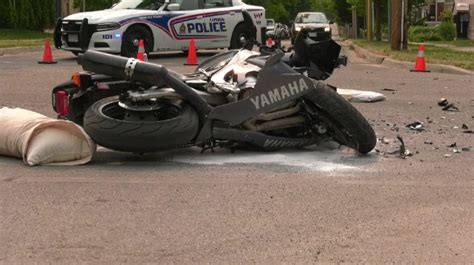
77,51 -> 212,115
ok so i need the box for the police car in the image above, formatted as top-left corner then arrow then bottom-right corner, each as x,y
54,0 -> 266,57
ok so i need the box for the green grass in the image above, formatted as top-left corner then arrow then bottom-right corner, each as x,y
424,39 -> 474,47
353,39 -> 474,71
0,29 -> 53,48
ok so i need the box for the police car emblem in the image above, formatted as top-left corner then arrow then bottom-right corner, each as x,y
179,23 -> 187,34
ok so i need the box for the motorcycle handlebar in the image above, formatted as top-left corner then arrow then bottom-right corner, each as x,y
78,50 -> 212,114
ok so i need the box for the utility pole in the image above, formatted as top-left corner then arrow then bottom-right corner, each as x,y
391,0 -> 401,50
82,0 -> 86,12
56,0 -> 62,19
352,8 -> 358,38
388,0 -> 391,42
367,0 -> 373,41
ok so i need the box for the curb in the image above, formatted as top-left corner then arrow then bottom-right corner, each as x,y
341,40 -> 474,75
0,46 -> 43,56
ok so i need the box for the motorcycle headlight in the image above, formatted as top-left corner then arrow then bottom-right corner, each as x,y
324,27 -> 330,32
295,26 -> 301,31
96,22 -> 121,32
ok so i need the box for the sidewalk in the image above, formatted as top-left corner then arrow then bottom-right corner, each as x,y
341,40 -> 474,75
411,41 -> 474,52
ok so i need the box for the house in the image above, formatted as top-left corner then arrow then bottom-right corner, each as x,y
453,0 -> 474,38
418,0 -> 474,39
60,0 -> 81,17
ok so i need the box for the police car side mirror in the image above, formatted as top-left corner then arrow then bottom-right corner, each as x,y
167,3 -> 180,11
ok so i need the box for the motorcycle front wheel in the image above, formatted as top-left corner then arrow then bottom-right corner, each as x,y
304,84 -> 376,154
84,96 -> 199,153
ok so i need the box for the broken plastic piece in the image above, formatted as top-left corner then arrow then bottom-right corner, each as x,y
406,121 -> 424,131
442,103 -> 459,112
396,135 -> 412,159
438,98 -> 448,107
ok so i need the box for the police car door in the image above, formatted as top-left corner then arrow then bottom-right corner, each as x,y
166,0 -> 236,50
197,0 -> 238,48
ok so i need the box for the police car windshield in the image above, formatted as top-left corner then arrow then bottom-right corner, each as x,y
112,0 -> 164,10
295,13 -> 328,24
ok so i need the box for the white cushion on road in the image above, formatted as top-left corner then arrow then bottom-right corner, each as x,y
337,88 -> 386,102
0,107 -> 96,166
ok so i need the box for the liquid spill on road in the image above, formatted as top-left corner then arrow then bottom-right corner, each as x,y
95,140 -> 376,172
168,148 -> 357,172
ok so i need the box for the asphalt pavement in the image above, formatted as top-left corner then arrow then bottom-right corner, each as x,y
0,45 -> 473,263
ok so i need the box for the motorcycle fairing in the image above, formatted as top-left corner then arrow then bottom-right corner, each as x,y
207,57 -> 319,126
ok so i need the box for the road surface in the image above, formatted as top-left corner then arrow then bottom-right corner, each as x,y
0,46 -> 473,263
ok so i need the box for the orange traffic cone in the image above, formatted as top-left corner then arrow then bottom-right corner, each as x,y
184,39 -> 198,65
38,39 -> 57,64
266,37 -> 274,47
411,44 -> 430,72
137,39 -> 145,61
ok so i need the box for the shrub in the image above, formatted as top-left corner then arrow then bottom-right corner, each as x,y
437,21 -> 456,41
408,26 -> 442,42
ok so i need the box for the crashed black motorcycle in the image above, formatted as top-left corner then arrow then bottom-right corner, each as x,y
51,29 -> 376,154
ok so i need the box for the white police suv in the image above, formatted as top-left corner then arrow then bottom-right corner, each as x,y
54,0 -> 266,57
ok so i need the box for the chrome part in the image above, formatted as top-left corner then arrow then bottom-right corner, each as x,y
124,58 -> 138,80
244,116 -> 305,132
127,88 -> 182,102
118,100 -> 163,111
243,103 -> 305,132
257,104 -> 301,121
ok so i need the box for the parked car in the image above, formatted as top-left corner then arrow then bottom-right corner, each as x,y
54,0 -> 267,57
266,18 -> 275,36
290,12 -> 332,44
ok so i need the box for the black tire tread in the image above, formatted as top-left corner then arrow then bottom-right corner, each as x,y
305,83 -> 376,154
84,96 -> 199,153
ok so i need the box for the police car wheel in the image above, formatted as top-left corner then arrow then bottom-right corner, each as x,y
121,25 -> 153,58
230,23 -> 253,50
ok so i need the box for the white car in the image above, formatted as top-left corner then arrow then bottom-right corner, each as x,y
54,0 -> 266,57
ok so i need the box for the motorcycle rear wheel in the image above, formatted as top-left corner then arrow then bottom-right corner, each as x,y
84,96 -> 199,153
304,84 -> 376,154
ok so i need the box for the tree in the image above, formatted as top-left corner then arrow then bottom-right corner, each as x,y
73,0 -> 118,11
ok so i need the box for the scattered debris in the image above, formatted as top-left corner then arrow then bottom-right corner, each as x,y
406,121 -> 424,131
462,147 -> 471,152
382,88 -> 396,92
437,98 -> 459,111
378,137 -> 391,144
463,130 -> 474,134
448,143 -> 465,153
438,98 -> 449,107
462,124 -> 469,130
397,135 -> 413,159
442,103 -> 459,112
424,141 -> 433,145
444,154 -> 452,158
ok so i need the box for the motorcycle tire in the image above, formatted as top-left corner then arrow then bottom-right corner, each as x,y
304,83 -> 376,154
84,96 -> 199,153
